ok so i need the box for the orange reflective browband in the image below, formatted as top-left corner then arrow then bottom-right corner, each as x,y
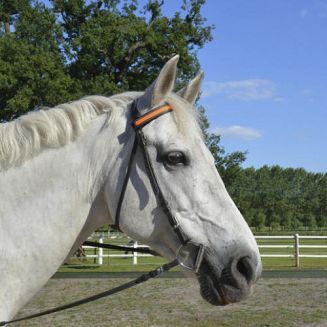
133,104 -> 173,129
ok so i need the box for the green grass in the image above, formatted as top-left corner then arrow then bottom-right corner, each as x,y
262,257 -> 327,269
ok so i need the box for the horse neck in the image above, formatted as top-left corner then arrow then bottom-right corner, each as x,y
0,113 -> 124,320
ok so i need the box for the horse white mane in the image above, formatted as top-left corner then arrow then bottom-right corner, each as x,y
0,92 -> 199,171
0,93 -> 140,171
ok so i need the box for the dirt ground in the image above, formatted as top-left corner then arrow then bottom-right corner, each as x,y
13,277 -> 327,327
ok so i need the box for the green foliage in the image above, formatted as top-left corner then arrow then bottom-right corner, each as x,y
0,0 -> 29,34
253,209 -> 266,231
53,0 -> 213,94
0,0 -> 213,120
0,35 -> 75,120
228,166 -> 327,230
0,1 -> 76,120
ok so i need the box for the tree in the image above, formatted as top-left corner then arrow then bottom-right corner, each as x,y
53,0 -> 213,92
229,166 -> 326,230
0,1 -> 74,120
305,214 -> 317,229
0,36 -> 75,120
267,213 -> 281,229
252,210 -> 266,231
0,0 -> 29,35
0,0 -> 214,120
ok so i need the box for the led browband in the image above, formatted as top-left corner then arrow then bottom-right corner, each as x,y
133,104 -> 173,128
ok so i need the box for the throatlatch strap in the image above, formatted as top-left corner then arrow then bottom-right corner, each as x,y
114,136 -> 138,228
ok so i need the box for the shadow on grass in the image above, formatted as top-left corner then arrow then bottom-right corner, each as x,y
63,264 -> 101,270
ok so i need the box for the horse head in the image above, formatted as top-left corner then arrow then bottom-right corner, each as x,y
104,56 -> 262,305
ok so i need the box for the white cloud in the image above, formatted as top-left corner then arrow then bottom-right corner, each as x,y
203,79 -> 281,101
213,125 -> 263,141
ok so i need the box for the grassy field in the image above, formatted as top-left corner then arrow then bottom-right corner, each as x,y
13,277 -> 327,327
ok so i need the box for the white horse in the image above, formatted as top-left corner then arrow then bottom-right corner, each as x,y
0,56 -> 262,322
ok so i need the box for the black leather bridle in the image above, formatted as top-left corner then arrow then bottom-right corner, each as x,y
0,100 -> 205,326
115,100 -> 190,245
114,100 -> 205,271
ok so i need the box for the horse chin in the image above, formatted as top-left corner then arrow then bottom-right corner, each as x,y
198,273 -> 229,306
197,258 -> 253,306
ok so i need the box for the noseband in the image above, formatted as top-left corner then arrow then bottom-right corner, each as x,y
115,100 -> 204,272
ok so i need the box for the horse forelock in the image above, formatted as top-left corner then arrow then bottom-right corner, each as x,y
166,94 -> 202,138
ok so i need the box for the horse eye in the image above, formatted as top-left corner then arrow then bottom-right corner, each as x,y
165,151 -> 186,166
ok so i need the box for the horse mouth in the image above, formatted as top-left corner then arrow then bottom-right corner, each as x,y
198,273 -> 230,305
197,257 -> 254,306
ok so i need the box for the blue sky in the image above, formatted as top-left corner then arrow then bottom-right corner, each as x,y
192,0 -> 327,173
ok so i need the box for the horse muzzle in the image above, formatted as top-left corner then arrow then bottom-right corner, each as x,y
197,250 -> 261,306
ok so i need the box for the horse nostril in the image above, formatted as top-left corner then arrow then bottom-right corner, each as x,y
220,254 -> 259,290
236,256 -> 255,284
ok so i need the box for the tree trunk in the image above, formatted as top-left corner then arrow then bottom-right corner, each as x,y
4,22 -> 10,33
4,15 -> 10,34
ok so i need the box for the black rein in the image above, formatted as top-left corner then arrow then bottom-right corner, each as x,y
0,259 -> 178,326
83,240 -> 158,255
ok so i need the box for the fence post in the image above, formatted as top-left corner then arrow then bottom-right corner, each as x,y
93,245 -> 96,264
98,237 -> 103,265
294,233 -> 300,268
133,241 -> 138,265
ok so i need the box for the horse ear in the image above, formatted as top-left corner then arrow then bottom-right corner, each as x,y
137,55 -> 179,112
151,55 -> 179,106
177,71 -> 204,105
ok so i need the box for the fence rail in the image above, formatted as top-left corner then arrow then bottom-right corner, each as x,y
76,234 -> 327,267
82,241 -> 152,265
256,234 -> 327,267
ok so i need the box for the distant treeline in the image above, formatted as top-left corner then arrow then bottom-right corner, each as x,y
226,166 -> 327,230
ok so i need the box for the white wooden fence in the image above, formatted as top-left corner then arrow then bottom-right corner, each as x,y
256,234 -> 327,267
79,234 -> 327,267
82,240 -> 152,265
